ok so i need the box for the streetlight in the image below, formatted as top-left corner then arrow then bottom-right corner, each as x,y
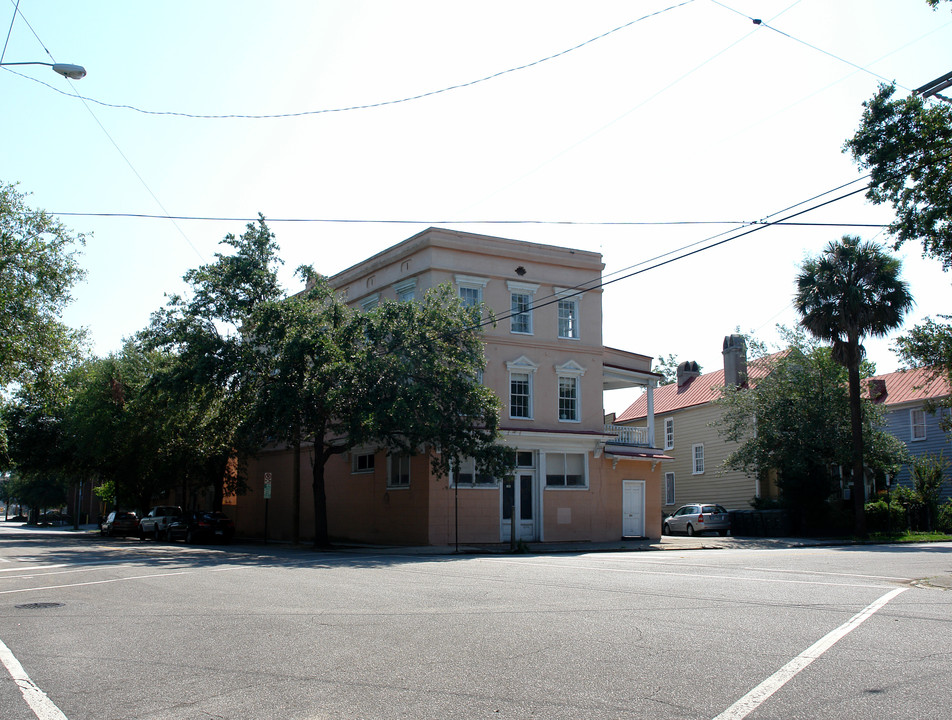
0,61 -> 86,79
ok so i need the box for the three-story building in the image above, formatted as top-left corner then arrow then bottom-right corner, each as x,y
233,228 -> 667,545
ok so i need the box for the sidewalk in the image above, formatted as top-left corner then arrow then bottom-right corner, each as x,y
0,520 -> 866,555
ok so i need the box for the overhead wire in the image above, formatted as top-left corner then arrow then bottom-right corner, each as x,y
361,175 -> 878,364
0,0 -> 19,64
455,0 -> 801,215
708,0 -> 913,90
469,177 -> 875,331
47,211 -> 884,228
2,1 -> 696,120
4,3 -> 205,263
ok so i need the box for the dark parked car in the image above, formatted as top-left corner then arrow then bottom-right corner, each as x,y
663,504 -> 730,536
168,510 -> 235,544
100,511 -> 139,537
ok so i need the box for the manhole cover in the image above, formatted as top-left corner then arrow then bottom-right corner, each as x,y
15,602 -> 64,610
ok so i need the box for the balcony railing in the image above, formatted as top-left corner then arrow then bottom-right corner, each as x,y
605,423 -> 650,447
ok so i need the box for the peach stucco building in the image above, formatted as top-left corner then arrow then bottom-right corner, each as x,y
232,228 -> 667,546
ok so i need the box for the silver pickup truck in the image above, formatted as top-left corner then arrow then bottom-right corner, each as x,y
138,505 -> 183,540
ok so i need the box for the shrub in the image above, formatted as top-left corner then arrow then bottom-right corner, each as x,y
892,486 -> 927,531
909,452 -> 949,531
865,500 -> 908,533
938,500 -> 952,534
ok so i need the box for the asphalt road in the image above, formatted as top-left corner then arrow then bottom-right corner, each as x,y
1,525 -> 950,720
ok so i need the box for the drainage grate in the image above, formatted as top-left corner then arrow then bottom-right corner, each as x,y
15,602 -> 64,610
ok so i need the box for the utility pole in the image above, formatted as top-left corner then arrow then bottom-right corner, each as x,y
915,70 -> 952,104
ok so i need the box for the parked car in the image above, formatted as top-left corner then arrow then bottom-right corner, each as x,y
100,511 -> 139,537
663,504 -> 730,536
167,510 -> 235,544
138,505 -> 183,540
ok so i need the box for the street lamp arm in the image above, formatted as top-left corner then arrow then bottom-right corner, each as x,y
0,61 -> 86,79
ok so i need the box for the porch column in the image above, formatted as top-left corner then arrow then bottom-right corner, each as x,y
646,380 -> 656,448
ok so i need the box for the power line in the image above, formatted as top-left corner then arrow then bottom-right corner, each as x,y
3,1 -> 696,120
0,0 -> 20,64
473,180 -> 874,331
6,4 -> 205,264
709,0 -> 909,90
47,211 -> 885,228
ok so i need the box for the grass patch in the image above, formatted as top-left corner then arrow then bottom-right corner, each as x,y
866,530 -> 952,543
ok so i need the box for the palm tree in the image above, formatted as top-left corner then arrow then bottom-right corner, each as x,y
794,235 -> 914,536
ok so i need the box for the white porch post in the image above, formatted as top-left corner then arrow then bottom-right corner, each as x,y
646,380 -> 656,448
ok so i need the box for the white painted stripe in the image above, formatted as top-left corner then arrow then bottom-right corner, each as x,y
0,637 -> 69,720
480,558 -> 896,590
743,566 -> 912,582
0,570 -> 193,595
712,587 -> 908,720
0,564 -> 69,573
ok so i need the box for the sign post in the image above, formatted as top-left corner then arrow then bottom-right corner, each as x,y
263,472 -> 272,543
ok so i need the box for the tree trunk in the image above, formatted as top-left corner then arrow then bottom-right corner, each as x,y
848,357 -> 867,537
311,448 -> 331,548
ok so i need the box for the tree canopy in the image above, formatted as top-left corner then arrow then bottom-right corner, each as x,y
716,332 -> 908,533
0,182 -> 87,389
0,183 -> 86,457
845,83 -> 952,269
794,235 -> 913,535
142,215 -> 286,510
247,269 -> 512,547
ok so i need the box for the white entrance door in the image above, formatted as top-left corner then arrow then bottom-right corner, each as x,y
622,480 -> 645,537
502,473 -> 537,541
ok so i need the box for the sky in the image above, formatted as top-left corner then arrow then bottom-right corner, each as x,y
2,0 -> 950,414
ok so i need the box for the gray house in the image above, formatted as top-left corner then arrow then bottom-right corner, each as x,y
868,366 -> 951,502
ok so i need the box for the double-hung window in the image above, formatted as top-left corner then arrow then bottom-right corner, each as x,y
455,274 -> 489,308
558,377 -> 579,421
511,293 -> 532,333
507,281 -> 538,335
545,452 -> 586,487
555,288 -> 582,339
664,417 -> 674,450
692,444 -> 705,474
506,356 -> 538,420
510,373 -> 531,418
664,472 -> 676,505
388,453 -> 411,488
394,278 -> 416,303
555,360 -> 585,423
911,408 -> 927,441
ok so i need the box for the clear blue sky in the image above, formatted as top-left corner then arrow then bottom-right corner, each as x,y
3,0 -> 950,412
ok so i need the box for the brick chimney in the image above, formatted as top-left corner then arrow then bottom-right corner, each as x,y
676,361 -> 701,387
868,378 -> 887,402
723,334 -> 748,387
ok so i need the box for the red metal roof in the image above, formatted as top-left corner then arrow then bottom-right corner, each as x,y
616,352 -> 781,422
866,366 -> 950,406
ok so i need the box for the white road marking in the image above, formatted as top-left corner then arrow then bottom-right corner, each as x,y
712,587 -> 909,720
0,570 -> 193,595
480,558 -> 898,590
0,636 -> 69,720
0,565 -> 69,573
743,566 -> 912,581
